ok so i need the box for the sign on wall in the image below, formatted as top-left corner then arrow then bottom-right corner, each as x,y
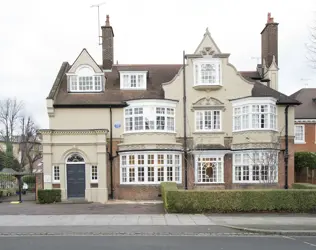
114,122 -> 121,129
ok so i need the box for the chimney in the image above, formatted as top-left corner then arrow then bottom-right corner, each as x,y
101,15 -> 114,70
261,12 -> 279,70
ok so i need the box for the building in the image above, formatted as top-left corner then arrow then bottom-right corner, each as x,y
40,13 -> 300,203
290,88 -> 316,152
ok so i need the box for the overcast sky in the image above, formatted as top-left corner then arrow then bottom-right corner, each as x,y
1,0 -> 315,129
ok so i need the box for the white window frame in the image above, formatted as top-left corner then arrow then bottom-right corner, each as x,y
195,110 -> 222,132
193,59 -> 222,86
294,124 -> 305,144
119,71 -> 147,90
91,165 -> 98,183
232,150 -> 278,184
124,100 -> 177,133
232,97 -> 278,132
67,65 -> 104,92
120,152 -> 182,185
52,165 -> 60,183
194,154 -> 224,184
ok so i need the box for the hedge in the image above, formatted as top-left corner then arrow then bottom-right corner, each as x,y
22,175 -> 36,184
292,183 -> 316,189
161,182 -> 316,213
37,189 -> 61,204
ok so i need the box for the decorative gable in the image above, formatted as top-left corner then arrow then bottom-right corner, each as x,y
194,28 -> 221,56
66,49 -> 105,93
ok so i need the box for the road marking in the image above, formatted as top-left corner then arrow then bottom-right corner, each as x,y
282,236 -> 296,240
303,241 -> 316,247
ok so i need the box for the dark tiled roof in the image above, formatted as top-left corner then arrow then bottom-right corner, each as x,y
239,71 -> 261,82
252,82 -> 301,105
194,144 -> 229,150
290,88 -> 316,119
52,64 -> 182,106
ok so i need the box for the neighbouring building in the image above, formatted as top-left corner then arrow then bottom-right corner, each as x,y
40,13 -> 300,203
290,88 -> 316,152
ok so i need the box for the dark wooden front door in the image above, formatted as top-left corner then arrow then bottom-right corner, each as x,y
66,164 -> 85,198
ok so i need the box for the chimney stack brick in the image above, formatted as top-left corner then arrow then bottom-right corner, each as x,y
101,15 -> 114,70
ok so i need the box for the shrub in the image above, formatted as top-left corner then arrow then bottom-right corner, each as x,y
37,189 -> 61,204
22,175 -> 36,184
295,152 -> 316,170
161,182 -> 316,213
292,183 -> 316,189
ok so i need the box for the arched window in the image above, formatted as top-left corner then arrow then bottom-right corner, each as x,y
67,153 -> 85,163
68,65 -> 103,92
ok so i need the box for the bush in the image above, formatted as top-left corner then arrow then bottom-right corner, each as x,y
292,183 -> 316,189
295,152 -> 316,170
22,175 -> 36,184
37,189 -> 61,204
161,182 -> 316,213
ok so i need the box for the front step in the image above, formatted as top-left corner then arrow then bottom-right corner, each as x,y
60,198 -> 92,204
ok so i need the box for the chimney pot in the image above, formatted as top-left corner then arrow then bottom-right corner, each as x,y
106,15 -> 110,26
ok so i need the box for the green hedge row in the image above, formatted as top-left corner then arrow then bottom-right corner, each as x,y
161,182 -> 316,213
22,175 -> 36,184
37,189 -> 61,204
292,183 -> 316,189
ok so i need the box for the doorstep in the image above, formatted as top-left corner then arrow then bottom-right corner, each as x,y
60,198 -> 93,204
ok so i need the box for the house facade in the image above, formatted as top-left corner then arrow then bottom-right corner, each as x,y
40,13 -> 299,203
290,88 -> 316,152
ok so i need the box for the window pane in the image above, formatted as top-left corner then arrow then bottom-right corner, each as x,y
94,76 -> 102,91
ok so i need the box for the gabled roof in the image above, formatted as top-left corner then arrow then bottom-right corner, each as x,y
290,88 -> 316,119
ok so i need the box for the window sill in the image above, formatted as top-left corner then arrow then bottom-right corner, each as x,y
295,141 -> 306,144
68,90 -> 103,93
193,84 -> 222,91
193,131 -> 224,134
232,129 -> 278,133
123,131 -> 177,135
90,181 -> 98,184
120,182 -> 182,185
194,182 -> 225,185
232,182 -> 278,185
52,181 -> 60,184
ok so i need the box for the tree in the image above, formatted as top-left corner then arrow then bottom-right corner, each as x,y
306,12 -> 316,69
0,98 -> 23,142
19,116 -> 42,173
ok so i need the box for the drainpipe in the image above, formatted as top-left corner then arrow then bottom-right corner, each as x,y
183,50 -> 188,190
109,106 -> 114,199
284,105 -> 290,189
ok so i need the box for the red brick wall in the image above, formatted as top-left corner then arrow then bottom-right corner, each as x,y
107,138 -> 295,200
35,173 -> 43,200
294,123 -> 316,152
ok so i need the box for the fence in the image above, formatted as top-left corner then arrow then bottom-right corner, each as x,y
295,167 -> 316,184
0,172 -> 37,202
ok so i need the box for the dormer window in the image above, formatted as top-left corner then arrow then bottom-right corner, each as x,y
67,65 -> 104,92
193,59 -> 222,88
120,71 -> 147,90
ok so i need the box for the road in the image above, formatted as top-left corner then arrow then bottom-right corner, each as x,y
2,235 -> 316,249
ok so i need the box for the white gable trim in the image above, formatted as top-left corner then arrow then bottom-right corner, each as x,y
194,28 -> 221,54
295,119 -> 316,123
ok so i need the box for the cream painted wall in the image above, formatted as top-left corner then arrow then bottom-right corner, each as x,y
68,49 -> 103,73
163,57 -> 254,140
41,131 -> 108,203
50,108 -> 124,139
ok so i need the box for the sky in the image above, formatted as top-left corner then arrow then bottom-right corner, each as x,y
0,0 -> 315,129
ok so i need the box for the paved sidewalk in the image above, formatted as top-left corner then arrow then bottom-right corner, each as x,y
0,214 -> 215,226
0,202 -> 164,215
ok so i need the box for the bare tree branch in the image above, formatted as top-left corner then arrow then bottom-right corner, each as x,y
0,98 -> 23,142
306,12 -> 316,69
19,115 -> 42,173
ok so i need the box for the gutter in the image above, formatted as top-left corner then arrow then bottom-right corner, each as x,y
284,105 -> 290,189
183,51 -> 188,190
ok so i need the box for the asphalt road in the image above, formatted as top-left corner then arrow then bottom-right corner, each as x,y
2,236 -> 316,249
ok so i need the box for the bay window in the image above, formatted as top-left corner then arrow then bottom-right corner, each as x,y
232,98 -> 277,131
124,101 -> 176,133
233,151 -> 278,183
120,153 -> 182,184
195,110 -> 221,131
